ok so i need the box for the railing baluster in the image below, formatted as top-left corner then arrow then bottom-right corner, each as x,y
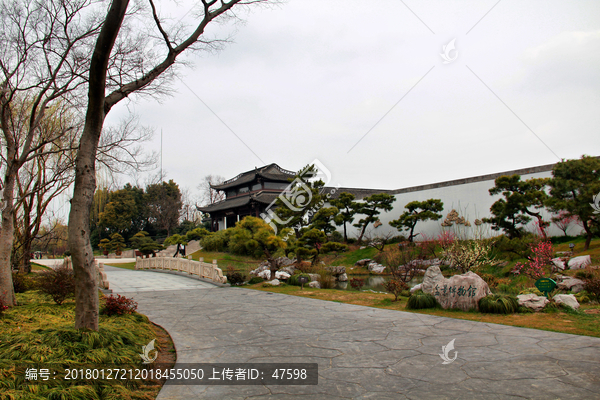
134,256 -> 226,284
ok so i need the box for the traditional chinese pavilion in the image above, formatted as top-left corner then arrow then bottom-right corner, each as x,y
197,164 -> 296,231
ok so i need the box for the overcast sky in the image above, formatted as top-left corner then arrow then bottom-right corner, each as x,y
105,0 -> 600,202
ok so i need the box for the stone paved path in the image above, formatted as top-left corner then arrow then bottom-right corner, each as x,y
105,267 -> 600,400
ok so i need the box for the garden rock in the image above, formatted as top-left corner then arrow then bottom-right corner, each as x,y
257,270 -> 271,279
308,273 -> 320,282
517,294 -> 549,312
557,277 -> 586,293
355,259 -> 374,267
421,266 -> 445,294
309,281 -> 321,289
257,270 -> 290,280
553,294 -> 580,310
326,266 -> 346,275
280,265 -> 296,275
421,266 -> 491,311
568,255 -> 591,270
278,256 -> 295,266
410,283 -> 422,293
277,271 -> 291,280
338,273 -> 348,282
250,265 -> 269,276
253,257 -> 296,276
368,262 -> 386,274
268,279 -> 280,286
551,258 -> 566,271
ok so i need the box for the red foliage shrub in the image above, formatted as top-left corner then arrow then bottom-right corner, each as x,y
384,279 -> 407,301
0,294 -> 9,316
349,278 -> 365,291
102,294 -> 138,316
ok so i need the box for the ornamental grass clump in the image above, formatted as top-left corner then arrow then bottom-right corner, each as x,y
0,291 -> 160,399
316,268 -> 335,289
248,276 -> 264,285
406,290 -> 438,309
288,273 -> 311,286
478,294 -> 519,314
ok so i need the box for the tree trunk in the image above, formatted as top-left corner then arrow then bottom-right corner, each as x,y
264,249 -> 277,281
343,223 -> 347,243
0,173 -> 17,306
19,237 -> 32,274
69,123 -> 102,330
357,225 -> 367,244
582,220 -> 592,251
68,0 -> 129,330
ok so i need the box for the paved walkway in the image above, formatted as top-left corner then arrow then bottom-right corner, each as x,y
104,267 -> 600,400
34,257 -> 137,269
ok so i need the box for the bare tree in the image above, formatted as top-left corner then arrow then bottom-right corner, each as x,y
0,0 -> 104,306
198,174 -> 225,205
13,132 -> 76,273
382,246 -> 427,285
97,116 -> 157,176
180,187 -> 202,225
363,231 -> 396,253
68,0 -> 275,329
32,218 -> 69,258
0,0 -> 174,307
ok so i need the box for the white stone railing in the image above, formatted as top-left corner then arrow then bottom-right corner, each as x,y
135,256 -> 227,284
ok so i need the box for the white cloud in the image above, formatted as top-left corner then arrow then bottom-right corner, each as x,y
521,30 -> 600,92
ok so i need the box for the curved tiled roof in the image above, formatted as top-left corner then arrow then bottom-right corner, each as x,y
197,191 -> 280,213
212,164 -> 295,190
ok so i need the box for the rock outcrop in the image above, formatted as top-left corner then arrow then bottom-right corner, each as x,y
553,294 -> 580,310
421,266 -> 491,311
568,255 -> 591,270
517,294 -> 549,312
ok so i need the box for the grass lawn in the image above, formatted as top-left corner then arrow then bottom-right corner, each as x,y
104,262 -> 137,270
0,291 -> 175,399
245,284 -> 600,338
554,237 -> 600,264
189,249 -> 261,275
30,263 -> 50,271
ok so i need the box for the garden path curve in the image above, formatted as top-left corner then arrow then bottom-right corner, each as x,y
104,266 -> 600,400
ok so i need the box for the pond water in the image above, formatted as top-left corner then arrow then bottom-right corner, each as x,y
334,274 -> 423,292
